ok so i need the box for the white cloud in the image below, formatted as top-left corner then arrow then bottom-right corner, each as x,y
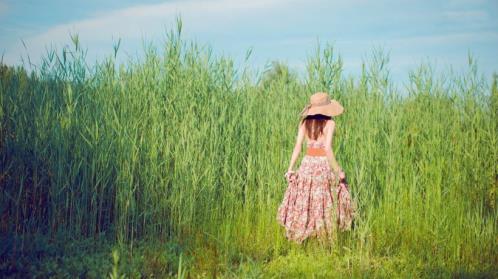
2,0 -> 288,66
3,0 -> 497,88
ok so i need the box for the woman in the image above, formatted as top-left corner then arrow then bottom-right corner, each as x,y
276,92 -> 356,245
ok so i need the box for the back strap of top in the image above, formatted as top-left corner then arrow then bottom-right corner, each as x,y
307,141 -> 326,148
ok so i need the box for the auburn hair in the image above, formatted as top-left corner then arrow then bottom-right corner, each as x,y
300,114 -> 332,140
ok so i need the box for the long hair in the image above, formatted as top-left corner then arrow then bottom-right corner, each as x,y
300,114 -> 332,140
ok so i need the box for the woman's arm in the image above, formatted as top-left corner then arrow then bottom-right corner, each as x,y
287,121 -> 306,172
324,120 -> 342,174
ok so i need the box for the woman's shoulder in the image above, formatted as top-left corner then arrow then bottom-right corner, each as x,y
325,119 -> 336,134
326,118 -> 335,126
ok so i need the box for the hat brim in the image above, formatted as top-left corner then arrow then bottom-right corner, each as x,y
306,100 -> 344,117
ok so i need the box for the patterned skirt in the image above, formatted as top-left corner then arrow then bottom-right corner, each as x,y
276,155 -> 356,244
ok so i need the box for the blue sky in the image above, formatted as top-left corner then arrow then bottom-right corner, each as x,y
1,0 -> 497,89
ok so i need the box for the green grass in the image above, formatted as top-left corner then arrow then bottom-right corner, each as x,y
1,18 -> 497,277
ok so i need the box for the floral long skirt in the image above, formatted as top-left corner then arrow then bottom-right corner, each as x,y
276,155 -> 356,244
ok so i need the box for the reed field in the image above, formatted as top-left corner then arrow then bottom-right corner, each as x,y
1,20 -> 497,277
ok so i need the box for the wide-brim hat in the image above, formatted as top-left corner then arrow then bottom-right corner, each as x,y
300,92 -> 344,117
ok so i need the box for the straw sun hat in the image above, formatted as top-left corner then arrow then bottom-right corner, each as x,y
300,92 -> 344,118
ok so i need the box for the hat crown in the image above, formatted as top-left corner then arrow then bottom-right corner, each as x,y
300,91 -> 343,117
310,92 -> 330,106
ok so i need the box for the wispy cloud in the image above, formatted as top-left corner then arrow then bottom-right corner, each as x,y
3,0 -> 287,65
2,0 -> 496,87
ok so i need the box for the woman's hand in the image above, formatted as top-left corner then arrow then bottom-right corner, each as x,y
284,170 -> 295,179
284,170 -> 297,184
338,170 -> 346,181
332,168 -> 347,185
337,169 -> 348,189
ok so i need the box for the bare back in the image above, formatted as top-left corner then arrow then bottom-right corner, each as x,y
304,119 -> 333,148
288,118 -> 339,174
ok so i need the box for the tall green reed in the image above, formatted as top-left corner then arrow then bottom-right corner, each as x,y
1,18 -> 496,271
